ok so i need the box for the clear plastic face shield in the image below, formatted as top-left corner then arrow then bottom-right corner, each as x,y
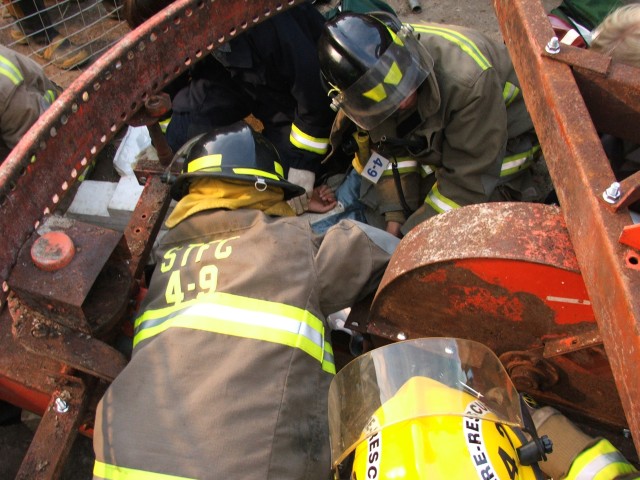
161,133 -> 207,185
328,337 -> 525,469
330,25 -> 433,130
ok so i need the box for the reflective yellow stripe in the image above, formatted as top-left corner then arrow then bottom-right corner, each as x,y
159,118 -> 170,133
412,25 -> 491,70
188,156 -> 284,180
93,460 -> 195,480
425,182 -> 461,213
501,145 -> 540,177
43,89 -> 56,106
0,55 -> 23,85
381,159 -> 419,176
421,164 -> 435,176
323,341 -> 336,375
363,83 -> 388,103
233,167 -> 282,180
290,124 -> 329,155
502,81 -> 520,107
567,440 -> 637,480
187,154 -> 222,172
133,293 -> 334,373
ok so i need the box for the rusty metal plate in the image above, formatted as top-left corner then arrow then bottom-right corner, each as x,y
15,376 -> 87,480
8,217 -> 132,335
0,0 -> 306,311
493,0 -> 640,453
9,294 -> 128,382
367,203 -> 626,428
369,203 -> 592,346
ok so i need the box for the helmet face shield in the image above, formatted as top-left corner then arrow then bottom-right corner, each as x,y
332,28 -> 432,130
328,338 -> 525,469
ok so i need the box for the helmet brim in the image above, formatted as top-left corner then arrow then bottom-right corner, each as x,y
170,170 -> 305,201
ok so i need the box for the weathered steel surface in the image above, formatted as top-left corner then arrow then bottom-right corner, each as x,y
8,218 -> 131,334
124,175 -> 173,281
0,310 -> 64,415
9,295 -> 128,382
493,0 -> 640,453
367,203 -> 626,428
0,1 -> 305,477
15,377 -> 87,480
0,0 -> 305,311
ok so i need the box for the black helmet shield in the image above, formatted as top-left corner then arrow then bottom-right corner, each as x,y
318,13 -> 432,130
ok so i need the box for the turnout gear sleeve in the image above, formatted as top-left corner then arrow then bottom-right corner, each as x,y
316,219 -> 399,314
533,406 -> 637,480
421,67 -> 507,219
0,45 -> 58,152
270,5 -> 334,174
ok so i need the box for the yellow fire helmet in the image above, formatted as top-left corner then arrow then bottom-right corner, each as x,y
328,338 -> 549,480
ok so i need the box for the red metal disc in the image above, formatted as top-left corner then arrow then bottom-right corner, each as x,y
30,231 -> 76,272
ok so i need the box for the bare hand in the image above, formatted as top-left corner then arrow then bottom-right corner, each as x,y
308,185 -> 337,213
386,221 -> 403,238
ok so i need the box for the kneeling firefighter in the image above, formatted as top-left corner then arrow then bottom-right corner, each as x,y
92,121 -> 399,480
328,337 -> 552,479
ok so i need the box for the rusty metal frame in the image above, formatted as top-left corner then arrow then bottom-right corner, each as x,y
0,0 -> 304,476
493,0 -> 640,453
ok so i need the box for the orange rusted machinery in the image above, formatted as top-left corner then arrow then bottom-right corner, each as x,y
347,0 -> 640,462
0,0 -> 639,477
0,1 -> 311,477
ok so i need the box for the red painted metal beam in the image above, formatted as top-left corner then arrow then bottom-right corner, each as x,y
493,0 -> 640,453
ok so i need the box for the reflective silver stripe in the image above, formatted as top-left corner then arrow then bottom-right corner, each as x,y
501,154 -> 530,174
323,342 -> 336,374
422,164 -> 434,175
384,160 -> 418,170
502,81 -> 520,107
290,124 -> 329,155
382,159 -> 420,176
425,183 -> 460,213
190,303 -> 322,343
501,145 -> 539,177
134,299 -> 327,366
575,452 -> 629,480
0,55 -> 23,86
381,160 -> 433,175
140,302 -> 322,347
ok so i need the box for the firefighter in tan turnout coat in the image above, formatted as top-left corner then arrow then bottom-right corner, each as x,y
92,121 -> 398,480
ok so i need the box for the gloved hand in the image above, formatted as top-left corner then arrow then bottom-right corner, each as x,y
287,168 -> 315,215
532,406 -> 598,479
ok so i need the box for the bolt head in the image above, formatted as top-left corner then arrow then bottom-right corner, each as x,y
545,36 -> 561,54
54,397 -> 69,413
603,182 -> 622,203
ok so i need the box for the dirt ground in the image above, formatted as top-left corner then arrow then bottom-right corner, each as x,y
0,0 -> 558,478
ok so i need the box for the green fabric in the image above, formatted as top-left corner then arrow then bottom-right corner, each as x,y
551,0 -> 625,30
323,0 -> 397,20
